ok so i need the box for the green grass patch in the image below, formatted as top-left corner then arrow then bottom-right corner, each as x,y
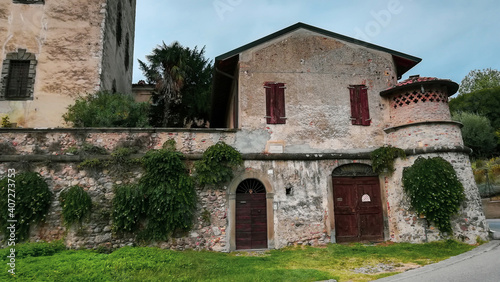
1,240 -> 475,281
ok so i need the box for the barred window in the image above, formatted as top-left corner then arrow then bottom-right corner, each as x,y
6,61 -> 30,99
13,0 -> 45,4
0,49 -> 37,101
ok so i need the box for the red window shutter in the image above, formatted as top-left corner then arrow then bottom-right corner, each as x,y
275,83 -> 286,124
349,85 -> 370,126
359,87 -> 371,126
265,83 -> 274,124
349,86 -> 361,125
264,82 -> 286,124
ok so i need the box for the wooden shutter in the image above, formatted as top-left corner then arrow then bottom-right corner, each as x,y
265,82 -> 286,124
349,85 -> 370,126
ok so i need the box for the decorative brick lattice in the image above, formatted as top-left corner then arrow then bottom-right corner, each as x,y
391,90 -> 448,109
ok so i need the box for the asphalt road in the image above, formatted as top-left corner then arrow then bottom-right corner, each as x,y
376,220 -> 500,282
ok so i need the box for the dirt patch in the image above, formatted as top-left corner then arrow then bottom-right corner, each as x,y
352,263 -> 421,275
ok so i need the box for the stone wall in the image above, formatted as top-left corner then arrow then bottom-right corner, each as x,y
385,152 -> 489,244
0,129 -> 490,251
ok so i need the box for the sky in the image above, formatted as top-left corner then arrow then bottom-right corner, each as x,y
132,0 -> 500,88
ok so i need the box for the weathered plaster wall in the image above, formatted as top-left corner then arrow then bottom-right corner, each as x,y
100,0 -> 135,94
0,0 -> 135,128
236,29 -> 397,154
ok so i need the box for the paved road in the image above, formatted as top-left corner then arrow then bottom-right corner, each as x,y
376,220 -> 500,282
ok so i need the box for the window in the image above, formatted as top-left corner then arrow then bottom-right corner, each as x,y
0,49 -> 37,101
264,82 -> 286,124
349,85 -> 371,126
13,0 -> 44,4
116,2 -> 123,46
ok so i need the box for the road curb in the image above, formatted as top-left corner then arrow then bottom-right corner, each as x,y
375,241 -> 500,281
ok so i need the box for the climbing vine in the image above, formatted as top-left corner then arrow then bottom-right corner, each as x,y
370,145 -> 406,174
112,184 -> 144,233
59,185 -> 92,226
194,142 -> 243,186
402,157 -> 465,233
0,172 -> 52,241
139,143 -> 196,240
112,141 -> 197,241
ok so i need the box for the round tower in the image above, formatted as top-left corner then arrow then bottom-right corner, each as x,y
379,75 -> 489,244
380,76 -> 463,150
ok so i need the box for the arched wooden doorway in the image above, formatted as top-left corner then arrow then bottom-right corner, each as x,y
332,164 -> 384,243
235,179 -> 267,249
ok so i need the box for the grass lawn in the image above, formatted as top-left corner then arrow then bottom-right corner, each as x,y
1,240 -> 476,281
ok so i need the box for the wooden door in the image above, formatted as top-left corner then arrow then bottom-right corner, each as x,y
236,179 -> 267,250
333,177 -> 383,243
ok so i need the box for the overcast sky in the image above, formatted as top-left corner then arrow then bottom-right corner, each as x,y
133,0 -> 499,87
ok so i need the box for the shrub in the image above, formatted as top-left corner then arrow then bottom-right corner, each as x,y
59,186 -> 92,225
63,91 -> 150,127
0,172 -> 52,241
194,142 -> 243,186
402,157 -> 465,233
452,112 -> 497,158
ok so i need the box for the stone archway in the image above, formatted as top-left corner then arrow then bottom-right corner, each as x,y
228,170 -> 274,251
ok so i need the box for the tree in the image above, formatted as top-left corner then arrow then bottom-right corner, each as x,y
452,112 -> 497,159
63,91 -> 150,127
449,86 -> 500,130
138,42 -> 213,127
458,68 -> 500,95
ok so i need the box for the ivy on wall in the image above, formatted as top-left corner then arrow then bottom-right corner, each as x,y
402,157 -> 465,233
194,141 -> 243,186
110,141 -> 242,241
0,172 -> 52,241
139,144 -> 197,240
59,185 -> 92,226
112,184 -> 144,233
370,145 -> 406,174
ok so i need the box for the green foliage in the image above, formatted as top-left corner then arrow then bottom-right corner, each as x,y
0,240 -> 475,281
139,146 -> 196,240
0,172 -> 52,242
0,240 -> 65,259
139,41 -> 213,127
402,157 -> 465,233
80,143 -> 108,155
452,112 -> 497,158
194,142 -> 243,186
459,68 -> 500,95
62,91 -> 150,127
449,86 -> 500,130
370,145 -> 406,174
59,186 -> 92,226
472,158 -> 500,197
112,184 -> 144,233
1,116 -> 12,128
77,158 -> 103,170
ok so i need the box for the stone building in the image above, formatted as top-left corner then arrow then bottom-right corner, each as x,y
210,22 -> 488,250
0,23 -> 488,252
0,0 -> 136,127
